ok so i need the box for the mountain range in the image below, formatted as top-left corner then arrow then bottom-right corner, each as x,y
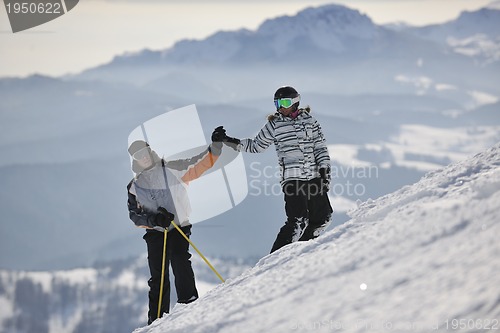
0,3 -> 499,333
76,3 -> 500,99
0,2 -> 499,273
82,4 -> 500,67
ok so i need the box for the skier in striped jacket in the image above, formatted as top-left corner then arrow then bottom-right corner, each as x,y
215,86 -> 333,253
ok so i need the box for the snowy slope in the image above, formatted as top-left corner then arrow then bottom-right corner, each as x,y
134,143 -> 500,333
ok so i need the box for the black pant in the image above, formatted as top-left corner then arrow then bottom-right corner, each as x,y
143,226 -> 198,324
271,178 -> 333,253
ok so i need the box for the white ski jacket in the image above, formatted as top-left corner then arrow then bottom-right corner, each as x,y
127,144 -> 220,231
238,108 -> 330,185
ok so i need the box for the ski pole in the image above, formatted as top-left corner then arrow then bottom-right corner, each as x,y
157,228 -> 168,319
170,221 -> 225,283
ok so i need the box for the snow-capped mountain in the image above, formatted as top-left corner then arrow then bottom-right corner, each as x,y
75,3 -> 499,102
405,7 -> 500,41
135,143 -> 500,333
85,3 -> 445,72
1,4 -> 499,333
1,2 -> 499,273
100,4 -> 388,66
400,6 -> 500,65
145,4 -> 489,65
92,3 -> 473,70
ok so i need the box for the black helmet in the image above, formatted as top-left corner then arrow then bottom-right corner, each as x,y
274,86 -> 299,100
274,86 -> 300,111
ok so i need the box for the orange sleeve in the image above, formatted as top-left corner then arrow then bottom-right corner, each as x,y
181,151 -> 218,184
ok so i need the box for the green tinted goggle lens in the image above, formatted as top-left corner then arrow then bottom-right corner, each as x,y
274,96 -> 300,109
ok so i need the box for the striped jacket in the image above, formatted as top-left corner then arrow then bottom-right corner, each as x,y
238,108 -> 330,185
127,144 -> 220,231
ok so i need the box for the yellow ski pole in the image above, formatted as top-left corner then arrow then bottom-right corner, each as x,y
157,229 -> 168,319
170,221 -> 225,283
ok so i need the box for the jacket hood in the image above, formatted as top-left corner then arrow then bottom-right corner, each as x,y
132,150 -> 162,175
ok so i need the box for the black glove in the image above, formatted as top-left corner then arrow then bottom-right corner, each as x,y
224,135 -> 241,145
212,126 -> 240,150
319,166 -> 331,193
154,207 -> 174,228
211,126 -> 226,142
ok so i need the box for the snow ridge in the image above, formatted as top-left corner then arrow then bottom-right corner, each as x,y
134,143 -> 500,333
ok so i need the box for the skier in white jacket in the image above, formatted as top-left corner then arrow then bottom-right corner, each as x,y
215,86 -> 333,252
127,131 -> 222,324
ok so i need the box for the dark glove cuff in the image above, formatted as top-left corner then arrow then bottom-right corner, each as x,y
224,136 -> 241,145
210,142 -> 223,156
147,214 -> 156,227
319,166 -> 331,183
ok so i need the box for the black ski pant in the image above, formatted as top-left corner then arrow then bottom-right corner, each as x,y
143,226 -> 198,324
271,178 -> 333,253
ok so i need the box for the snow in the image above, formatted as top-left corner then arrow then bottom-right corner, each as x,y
116,270 -> 147,290
49,311 -> 83,333
468,90 -> 499,107
488,0 -> 500,10
195,280 -> 219,299
133,143 -> 500,333
258,4 -> 377,54
434,83 -> 457,92
447,34 -> 500,65
328,144 -> 372,167
387,125 -> 500,171
0,296 -> 13,327
394,75 -> 433,95
329,195 -> 357,213
53,268 -> 98,285
0,269 -> 97,294
328,125 -> 500,172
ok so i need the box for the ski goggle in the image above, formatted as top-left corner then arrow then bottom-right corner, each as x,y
132,146 -> 152,161
274,95 -> 300,109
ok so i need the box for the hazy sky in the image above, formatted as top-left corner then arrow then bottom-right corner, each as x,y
0,0 -> 494,77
